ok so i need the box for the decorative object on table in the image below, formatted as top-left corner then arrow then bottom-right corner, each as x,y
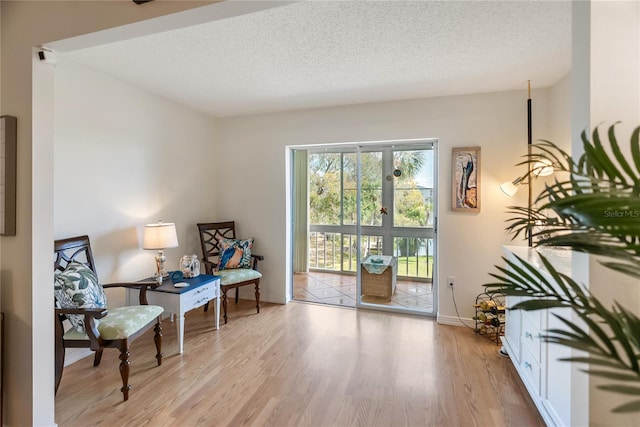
180,254 -> 201,278
451,146 -> 480,212
197,221 -> 263,324
170,270 -> 184,282
54,235 -> 163,401
499,81 -> 554,246
0,115 -> 17,236
473,290 -> 505,345
143,221 -> 179,278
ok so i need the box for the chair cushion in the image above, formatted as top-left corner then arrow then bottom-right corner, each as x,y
216,268 -> 262,285
217,237 -> 254,269
54,261 -> 108,333
63,305 -> 164,341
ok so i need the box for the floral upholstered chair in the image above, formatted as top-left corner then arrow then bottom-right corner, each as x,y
197,221 -> 264,324
54,235 -> 164,401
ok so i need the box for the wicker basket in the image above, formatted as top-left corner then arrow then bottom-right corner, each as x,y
361,257 -> 397,301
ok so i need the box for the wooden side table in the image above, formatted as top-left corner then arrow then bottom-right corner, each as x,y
129,274 -> 220,354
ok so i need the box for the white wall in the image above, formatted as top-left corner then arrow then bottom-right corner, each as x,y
1,2 -> 213,424
572,2 -> 640,425
4,1 -> 636,425
549,72 -> 571,147
32,48 -> 56,427
54,58 -> 219,302
53,60 -> 573,327
217,87 -> 565,322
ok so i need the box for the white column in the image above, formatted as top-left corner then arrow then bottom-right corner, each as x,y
572,2 -> 640,425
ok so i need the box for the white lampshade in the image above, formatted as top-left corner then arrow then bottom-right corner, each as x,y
500,175 -> 525,197
143,222 -> 179,250
533,159 -> 554,177
500,181 -> 519,197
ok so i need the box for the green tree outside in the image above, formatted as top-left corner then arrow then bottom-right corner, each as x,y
308,149 -> 432,278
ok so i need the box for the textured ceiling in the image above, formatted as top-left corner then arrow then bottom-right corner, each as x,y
61,1 -> 572,118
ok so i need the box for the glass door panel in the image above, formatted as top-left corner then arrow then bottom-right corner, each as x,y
309,152 -> 342,226
393,237 -> 434,279
345,152 -> 382,226
393,149 -> 434,228
357,144 -> 436,316
307,232 -> 382,273
295,141 -> 436,317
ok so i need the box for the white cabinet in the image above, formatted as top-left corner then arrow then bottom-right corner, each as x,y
503,294 -> 522,363
501,246 -> 586,427
502,246 -> 640,426
520,310 -> 543,397
542,306 -> 575,426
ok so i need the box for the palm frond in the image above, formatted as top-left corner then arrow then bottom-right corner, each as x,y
488,255 -> 640,401
486,124 -> 640,411
503,125 -> 640,275
611,400 -> 640,414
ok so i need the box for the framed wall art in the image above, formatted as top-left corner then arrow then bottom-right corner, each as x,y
451,146 -> 480,213
0,116 -> 17,236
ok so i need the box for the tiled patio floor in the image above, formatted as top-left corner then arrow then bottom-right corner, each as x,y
293,271 -> 433,313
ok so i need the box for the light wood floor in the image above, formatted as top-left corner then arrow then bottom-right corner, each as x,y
55,300 -> 543,427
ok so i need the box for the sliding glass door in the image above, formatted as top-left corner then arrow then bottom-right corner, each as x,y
292,140 -> 437,316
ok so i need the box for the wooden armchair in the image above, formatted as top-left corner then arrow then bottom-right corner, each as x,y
54,235 -> 164,401
197,222 -> 264,324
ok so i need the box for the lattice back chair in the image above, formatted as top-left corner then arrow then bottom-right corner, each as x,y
197,221 -> 264,324
54,235 -> 164,401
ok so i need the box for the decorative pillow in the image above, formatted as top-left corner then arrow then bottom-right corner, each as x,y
54,261 -> 108,333
217,237 -> 254,270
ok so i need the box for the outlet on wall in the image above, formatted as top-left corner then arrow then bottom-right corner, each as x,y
447,276 -> 456,288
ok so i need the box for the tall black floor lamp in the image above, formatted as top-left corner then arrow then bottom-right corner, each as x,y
527,80 -> 533,247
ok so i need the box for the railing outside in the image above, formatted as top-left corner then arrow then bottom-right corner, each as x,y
309,231 -> 433,279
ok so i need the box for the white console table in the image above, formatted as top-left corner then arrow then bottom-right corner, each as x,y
501,246 -> 584,427
502,246 -> 640,426
129,274 -> 220,354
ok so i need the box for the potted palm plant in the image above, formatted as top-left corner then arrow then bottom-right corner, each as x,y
486,124 -> 640,413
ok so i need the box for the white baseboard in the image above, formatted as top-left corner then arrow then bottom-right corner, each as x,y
437,314 -> 475,327
64,348 -> 92,366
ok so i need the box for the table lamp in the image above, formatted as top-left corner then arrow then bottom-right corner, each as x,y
143,221 -> 179,278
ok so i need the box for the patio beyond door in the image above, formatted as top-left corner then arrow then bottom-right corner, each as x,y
293,141 -> 436,316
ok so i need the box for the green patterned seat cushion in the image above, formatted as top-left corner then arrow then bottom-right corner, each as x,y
216,268 -> 262,285
54,261 -> 107,333
63,305 -> 164,341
